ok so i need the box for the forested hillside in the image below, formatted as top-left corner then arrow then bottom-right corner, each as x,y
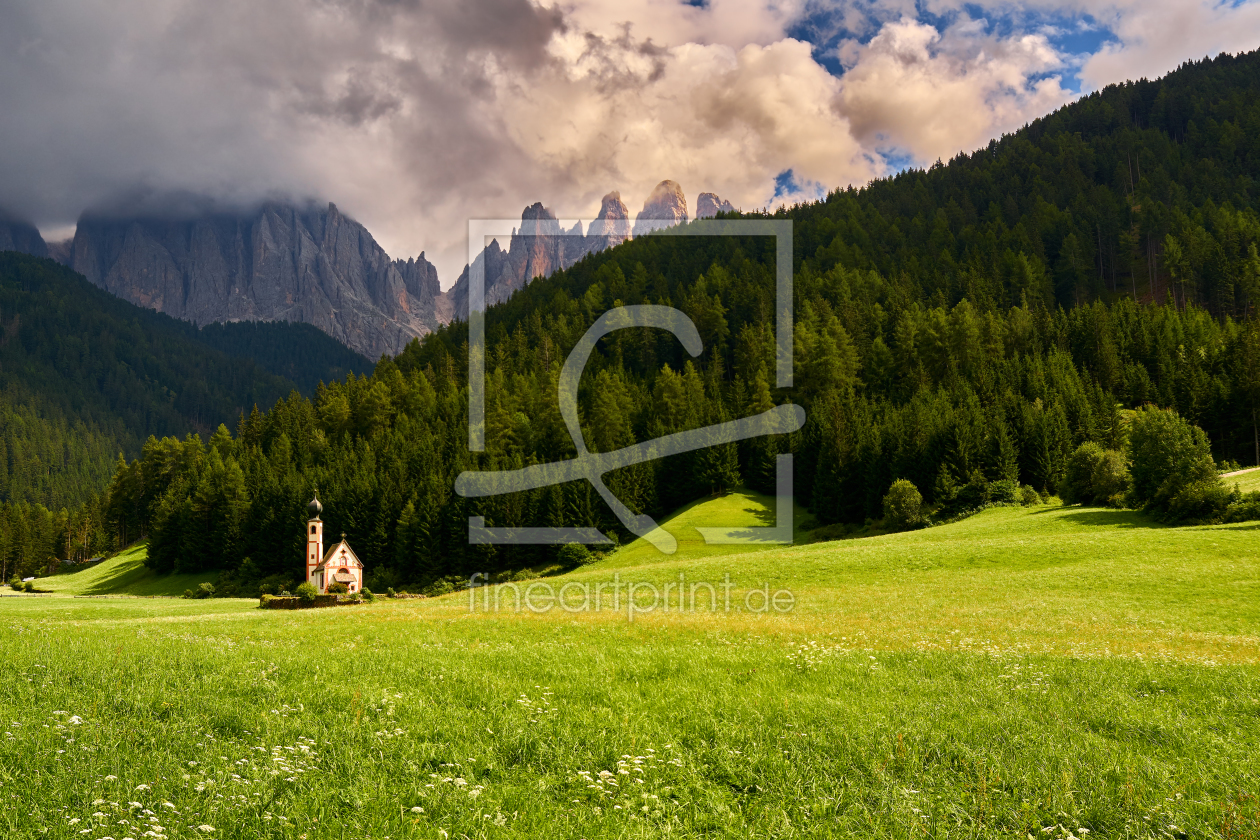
194,320 -> 371,394
34,50 -> 1260,592
0,253 -> 369,579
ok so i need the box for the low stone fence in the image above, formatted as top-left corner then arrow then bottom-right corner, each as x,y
259,594 -> 361,610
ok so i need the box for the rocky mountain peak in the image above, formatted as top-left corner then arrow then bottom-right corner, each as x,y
633,180 -> 688,237
696,192 -> 736,218
586,191 -> 630,251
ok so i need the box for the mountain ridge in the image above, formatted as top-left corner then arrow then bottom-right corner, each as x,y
65,201 -> 444,359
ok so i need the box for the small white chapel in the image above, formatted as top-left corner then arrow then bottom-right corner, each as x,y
305,494 -> 364,594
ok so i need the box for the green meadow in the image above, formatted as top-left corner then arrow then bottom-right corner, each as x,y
1224,467 -> 1260,496
3,498 -> 1260,839
34,543 -> 216,598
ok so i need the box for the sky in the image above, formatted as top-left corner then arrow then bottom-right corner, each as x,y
2,0 -> 1259,285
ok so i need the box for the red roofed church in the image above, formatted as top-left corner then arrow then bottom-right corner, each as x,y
305,494 -> 364,594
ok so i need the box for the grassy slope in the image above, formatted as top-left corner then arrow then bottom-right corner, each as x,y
590,499 -> 1260,662
605,487 -> 815,569
37,542 -> 216,597
1224,466 -> 1260,494
2,502 -> 1259,839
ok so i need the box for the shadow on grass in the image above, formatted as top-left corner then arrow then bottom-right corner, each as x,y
72,560 -> 159,595
1053,508 -> 1167,529
743,505 -> 776,527
46,542 -> 209,596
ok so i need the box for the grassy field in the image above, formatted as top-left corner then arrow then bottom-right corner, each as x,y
1224,466 -> 1260,495
35,542 -> 217,597
2,500 -> 1259,839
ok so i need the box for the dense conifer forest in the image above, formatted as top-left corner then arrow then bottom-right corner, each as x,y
9,50 -> 1260,592
0,254 -> 369,578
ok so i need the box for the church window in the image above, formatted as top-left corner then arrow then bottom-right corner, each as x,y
311,525 -> 317,534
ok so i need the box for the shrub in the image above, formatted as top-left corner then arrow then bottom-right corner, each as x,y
295,581 -> 318,602
386,587 -> 397,598
1166,479 -> 1233,524
326,581 -> 349,595
882,479 -> 924,527
1063,442 -> 1130,506
279,590 -> 292,597
260,593 -> 275,607
424,578 -> 455,597
1019,485 -> 1041,506
1062,442 -> 1105,505
8,576 -> 21,591
988,479 -> 1020,506
954,470 -> 990,511
1128,406 -> 1217,511
196,582 -> 216,599
1224,490 -> 1260,523
23,580 -> 35,593
183,589 -> 194,599
361,587 -> 375,602
257,574 -> 291,597
423,575 -> 468,597
557,543 -> 594,567
1091,449 -> 1131,506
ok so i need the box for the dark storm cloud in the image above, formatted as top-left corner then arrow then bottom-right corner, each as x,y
0,0 -> 566,234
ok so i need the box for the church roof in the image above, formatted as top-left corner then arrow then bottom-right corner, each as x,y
314,538 -> 362,571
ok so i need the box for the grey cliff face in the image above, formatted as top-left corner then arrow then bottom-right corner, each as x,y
448,239 -> 510,320
632,180 -> 688,238
449,193 -> 633,320
46,239 -> 73,265
696,192 -> 736,218
0,212 -> 49,258
585,191 -> 630,253
68,202 -> 448,358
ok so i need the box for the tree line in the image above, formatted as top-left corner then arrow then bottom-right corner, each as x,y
6,49 -> 1260,590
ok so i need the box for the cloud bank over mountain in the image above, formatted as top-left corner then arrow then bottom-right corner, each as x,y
1,0 -> 1256,282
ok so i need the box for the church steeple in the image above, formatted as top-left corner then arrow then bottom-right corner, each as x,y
306,493 -> 324,586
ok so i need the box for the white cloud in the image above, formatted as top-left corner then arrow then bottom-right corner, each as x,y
834,15 -> 1073,163
1,0 -> 1257,284
1078,0 -> 1260,90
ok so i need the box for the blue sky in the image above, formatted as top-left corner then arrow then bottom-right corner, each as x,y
787,2 -> 1118,93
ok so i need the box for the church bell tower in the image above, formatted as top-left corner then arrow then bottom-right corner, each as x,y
306,493 -> 324,585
